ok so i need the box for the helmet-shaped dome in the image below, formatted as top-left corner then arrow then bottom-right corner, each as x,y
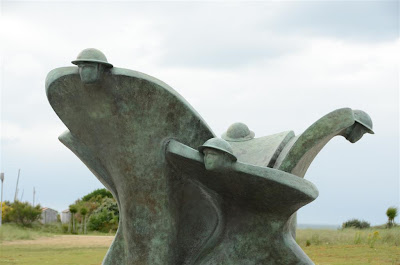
353,110 -> 374,134
198,138 -> 237,161
72,48 -> 113,68
221,122 -> 255,142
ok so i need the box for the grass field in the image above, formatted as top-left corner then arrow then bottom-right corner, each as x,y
0,224 -> 114,265
303,245 -> 399,265
297,227 -> 400,265
0,235 -> 112,265
1,224 -> 399,264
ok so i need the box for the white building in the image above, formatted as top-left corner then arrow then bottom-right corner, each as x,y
61,209 -> 71,224
41,207 -> 58,224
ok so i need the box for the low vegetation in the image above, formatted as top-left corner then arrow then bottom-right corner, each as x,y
297,227 -> 400,265
1,226 -> 399,265
0,223 -> 57,242
0,222 -> 112,243
297,226 -> 400,247
342,218 -> 370,229
0,234 -> 112,265
1,188 -> 119,237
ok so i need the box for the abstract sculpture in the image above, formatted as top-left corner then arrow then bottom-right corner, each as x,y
46,48 -> 373,265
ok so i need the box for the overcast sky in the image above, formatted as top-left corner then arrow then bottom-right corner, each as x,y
1,1 -> 399,226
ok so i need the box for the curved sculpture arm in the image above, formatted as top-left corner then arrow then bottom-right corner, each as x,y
275,108 -> 372,177
166,139 -> 318,216
58,130 -> 119,201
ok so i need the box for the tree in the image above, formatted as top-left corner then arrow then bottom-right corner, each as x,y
82,188 -> 113,202
386,207 -> 398,228
8,201 -> 41,226
66,189 -> 119,233
80,207 -> 88,234
69,205 -> 78,233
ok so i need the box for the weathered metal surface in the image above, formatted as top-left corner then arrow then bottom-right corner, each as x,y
166,140 -> 318,264
46,49 -> 373,265
46,57 -> 215,264
224,129 -> 295,168
223,109 -> 373,239
275,108 -> 373,177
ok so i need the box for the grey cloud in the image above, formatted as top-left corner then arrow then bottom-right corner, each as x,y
158,37 -> 302,69
274,1 -> 399,42
152,3 -> 306,68
5,1 -> 397,70
155,1 -> 399,68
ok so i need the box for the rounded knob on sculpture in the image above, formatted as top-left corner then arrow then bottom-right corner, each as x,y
222,122 -> 255,142
72,48 -> 113,68
353,110 -> 374,134
198,138 -> 237,161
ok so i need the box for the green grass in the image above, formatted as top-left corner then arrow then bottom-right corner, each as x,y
296,227 -> 400,247
302,245 -> 400,265
0,223 -> 114,243
297,227 -> 400,265
0,224 -> 54,242
0,245 -> 108,265
1,225 -> 399,264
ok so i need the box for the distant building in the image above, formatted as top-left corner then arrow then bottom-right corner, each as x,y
41,207 -> 58,224
61,209 -> 71,224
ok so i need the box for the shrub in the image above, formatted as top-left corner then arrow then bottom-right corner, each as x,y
342,219 -> 370,229
66,189 -> 118,233
2,202 -> 13,223
8,201 -> 42,227
87,198 -> 119,232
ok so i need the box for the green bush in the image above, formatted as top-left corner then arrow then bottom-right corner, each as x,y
342,219 -> 370,229
2,201 -> 13,223
8,201 -> 42,227
87,198 -> 119,233
66,188 -> 118,233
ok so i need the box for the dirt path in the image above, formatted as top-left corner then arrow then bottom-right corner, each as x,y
1,235 -> 114,248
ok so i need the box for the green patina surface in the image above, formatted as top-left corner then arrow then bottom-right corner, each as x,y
46,49 -> 373,265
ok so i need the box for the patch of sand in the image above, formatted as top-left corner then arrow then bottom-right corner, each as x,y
1,235 -> 114,248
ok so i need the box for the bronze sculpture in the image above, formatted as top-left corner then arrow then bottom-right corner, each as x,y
46,48 -> 373,265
